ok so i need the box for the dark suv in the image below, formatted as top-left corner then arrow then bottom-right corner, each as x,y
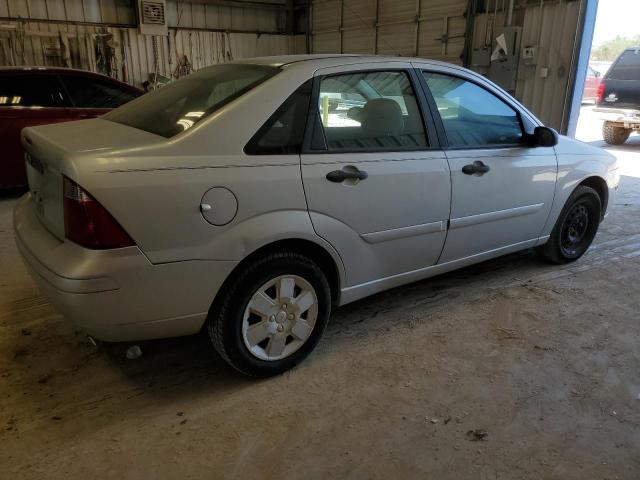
595,47 -> 640,145
0,67 -> 142,188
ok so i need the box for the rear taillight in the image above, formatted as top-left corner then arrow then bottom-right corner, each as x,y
596,80 -> 605,104
63,177 -> 134,249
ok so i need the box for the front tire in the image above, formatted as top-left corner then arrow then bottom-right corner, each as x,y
602,121 -> 631,145
208,252 -> 331,377
538,185 -> 601,264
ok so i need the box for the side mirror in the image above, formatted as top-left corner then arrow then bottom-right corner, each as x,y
528,126 -> 559,147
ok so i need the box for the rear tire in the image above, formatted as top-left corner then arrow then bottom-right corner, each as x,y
537,186 -> 601,264
208,251 -> 331,377
602,122 -> 631,145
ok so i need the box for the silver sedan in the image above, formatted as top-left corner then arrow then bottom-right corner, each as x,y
14,55 -> 619,376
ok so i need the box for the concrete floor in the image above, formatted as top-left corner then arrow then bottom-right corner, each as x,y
1,119 -> 639,478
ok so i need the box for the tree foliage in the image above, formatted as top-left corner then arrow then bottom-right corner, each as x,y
591,35 -> 640,61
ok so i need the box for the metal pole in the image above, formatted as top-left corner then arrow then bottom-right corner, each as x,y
306,0 -> 311,53
414,0 -> 421,57
564,0 -> 599,137
374,0 -> 379,54
339,0 -> 344,53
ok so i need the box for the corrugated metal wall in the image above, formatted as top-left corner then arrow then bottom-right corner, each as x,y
309,0 -> 583,131
311,0 -> 468,64
0,0 -> 288,31
471,0 -> 582,130
0,0 -> 302,86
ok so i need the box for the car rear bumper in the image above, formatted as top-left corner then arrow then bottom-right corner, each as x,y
13,194 -> 238,342
594,107 -> 640,129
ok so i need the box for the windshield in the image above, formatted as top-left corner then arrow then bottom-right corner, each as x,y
104,64 -> 279,138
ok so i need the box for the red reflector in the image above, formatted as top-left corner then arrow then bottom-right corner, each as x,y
596,81 -> 605,104
63,177 -> 134,249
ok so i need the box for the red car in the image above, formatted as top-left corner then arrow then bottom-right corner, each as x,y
0,67 -> 143,188
582,65 -> 602,103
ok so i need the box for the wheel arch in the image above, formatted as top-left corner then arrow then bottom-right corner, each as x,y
206,238 -> 344,327
579,175 -> 608,218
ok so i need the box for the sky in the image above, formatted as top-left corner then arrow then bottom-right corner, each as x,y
592,0 -> 640,46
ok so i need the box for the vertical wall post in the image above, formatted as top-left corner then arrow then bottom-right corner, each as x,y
414,0 -> 421,57
564,0 -> 599,137
306,0 -> 312,53
339,0 -> 344,53
374,0 -> 379,54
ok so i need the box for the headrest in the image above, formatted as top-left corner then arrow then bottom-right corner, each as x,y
360,98 -> 403,137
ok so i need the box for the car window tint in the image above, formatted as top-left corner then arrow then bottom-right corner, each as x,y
423,72 -> 523,148
105,64 -> 278,138
245,80 -> 312,155
0,74 -> 67,107
608,49 -> 640,81
61,75 -> 137,108
316,70 -> 428,151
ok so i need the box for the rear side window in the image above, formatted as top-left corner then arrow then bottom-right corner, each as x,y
61,75 -> 138,108
105,64 -> 278,138
315,70 -> 428,151
608,49 -> 640,81
423,72 -> 522,148
0,74 -> 67,107
245,80 -> 312,155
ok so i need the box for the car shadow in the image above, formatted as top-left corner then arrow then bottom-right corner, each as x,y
98,247 -> 544,386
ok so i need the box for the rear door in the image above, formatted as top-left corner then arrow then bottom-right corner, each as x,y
0,72 -> 74,187
602,49 -> 640,108
300,63 -> 451,287
416,66 -> 557,263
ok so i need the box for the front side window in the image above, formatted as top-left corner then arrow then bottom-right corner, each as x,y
316,70 -> 428,151
0,74 -> 67,107
423,72 -> 523,148
61,75 -> 138,108
104,64 -> 278,138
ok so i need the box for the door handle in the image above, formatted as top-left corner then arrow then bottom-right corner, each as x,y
462,161 -> 490,176
326,167 -> 368,183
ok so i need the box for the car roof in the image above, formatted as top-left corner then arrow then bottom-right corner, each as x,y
234,54 -> 460,69
0,66 -> 143,91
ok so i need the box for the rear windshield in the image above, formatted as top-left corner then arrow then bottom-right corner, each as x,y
104,64 -> 278,138
608,49 -> 640,81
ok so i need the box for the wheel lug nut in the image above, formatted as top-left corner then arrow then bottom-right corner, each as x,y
269,315 -> 275,322
282,303 -> 287,310
288,313 -> 294,320
277,325 -> 284,332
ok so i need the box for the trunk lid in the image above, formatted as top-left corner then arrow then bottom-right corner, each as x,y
21,118 -> 163,240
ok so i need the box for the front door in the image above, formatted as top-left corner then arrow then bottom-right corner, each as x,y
300,65 -> 451,287
418,69 -> 557,263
